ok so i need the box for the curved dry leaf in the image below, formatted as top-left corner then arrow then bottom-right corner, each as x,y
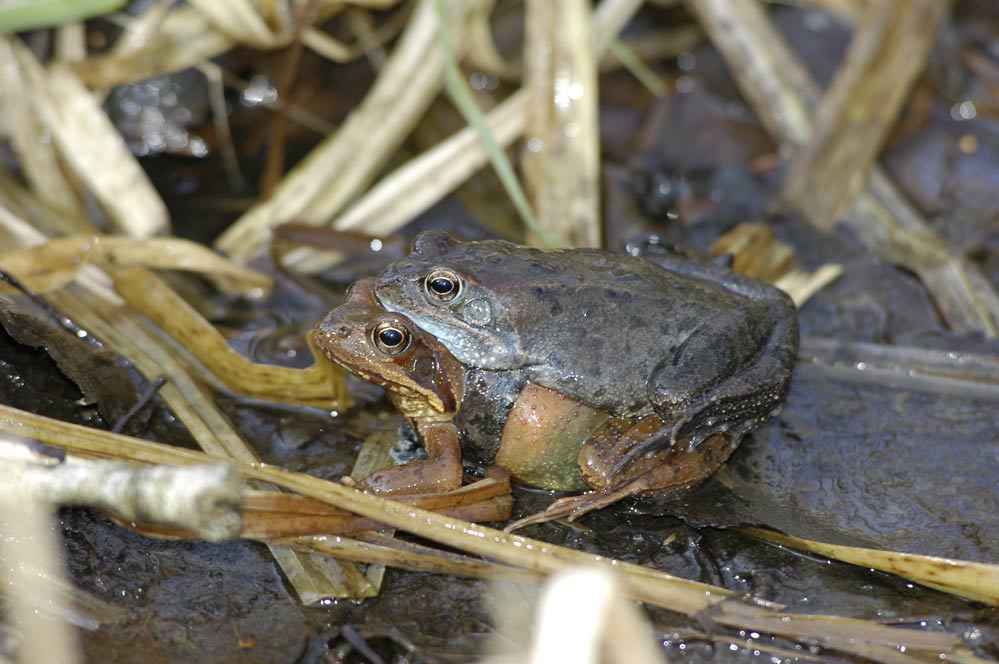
110,266 -> 344,409
466,0 -> 518,79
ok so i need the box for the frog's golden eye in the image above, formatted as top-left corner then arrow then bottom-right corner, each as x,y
372,322 -> 411,355
423,269 -> 462,302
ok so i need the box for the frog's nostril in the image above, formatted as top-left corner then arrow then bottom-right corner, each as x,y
338,325 -> 350,336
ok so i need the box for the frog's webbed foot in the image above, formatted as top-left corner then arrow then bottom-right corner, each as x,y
505,433 -> 739,532
504,487 -> 638,532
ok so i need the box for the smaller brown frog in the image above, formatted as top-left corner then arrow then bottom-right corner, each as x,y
315,279 -> 738,527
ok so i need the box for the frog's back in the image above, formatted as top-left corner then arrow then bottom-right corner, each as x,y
447,242 -> 748,416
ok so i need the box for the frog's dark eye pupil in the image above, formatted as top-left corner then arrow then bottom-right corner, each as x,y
429,277 -> 454,295
379,328 -> 404,347
424,269 -> 462,302
372,323 -> 411,355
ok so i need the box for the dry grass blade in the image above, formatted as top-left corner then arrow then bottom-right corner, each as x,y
0,39 -> 91,235
8,38 -> 168,237
0,402 -> 739,608
0,237 -> 345,409
289,0 -> 646,272
775,264 -> 843,308
0,403 -> 979,664
56,285 -> 361,600
687,0 -> 999,338
782,0 -> 948,227
242,495 -> 513,538
800,338 -> 999,402
216,0 -> 480,262
110,266 -> 347,410
285,533 -> 539,582
0,206 -> 359,601
765,0 -> 870,24
187,0 -> 292,48
0,236 -> 272,297
240,475 -> 511,538
48,281 -> 355,597
522,0 -> 601,247
77,5 -> 233,88
745,527 -> 999,606
322,90 -> 527,238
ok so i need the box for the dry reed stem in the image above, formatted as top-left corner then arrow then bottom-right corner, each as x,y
466,0 -> 518,79
216,0 -> 479,261
528,568 -> 665,664
286,0 -> 647,272
522,0 -> 601,247
284,533 -> 538,581
78,4 -> 232,88
0,403 -> 981,664
0,483 -> 81,663
225,0 -> 644,265
782,0 -> 948,227
50,285 -> 366,600
0,40 -> 89,235
286,90 -> 528,273
8,38 -> 168,237
77,1 -> 398,88
688,0 -> 999,338
0,440 -> 242,541
0,236 -> 272,296
745,527 -> 999,606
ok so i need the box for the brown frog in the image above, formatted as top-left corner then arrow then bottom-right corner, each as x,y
314,279 -> 740,526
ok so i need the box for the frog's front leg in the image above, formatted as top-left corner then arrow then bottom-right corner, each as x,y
650,299 -> 797,450
353,421 -> 463,494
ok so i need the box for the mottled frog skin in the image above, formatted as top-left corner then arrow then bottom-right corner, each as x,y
372,230 -> 798,454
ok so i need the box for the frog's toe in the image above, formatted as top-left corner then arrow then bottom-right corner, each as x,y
603,429 -> 673,481
504,493 -> 593,531
683,424 -> 726,452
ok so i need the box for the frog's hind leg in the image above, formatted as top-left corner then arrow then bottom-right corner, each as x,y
648,300 -> 797,452
505,421 -> 737,531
